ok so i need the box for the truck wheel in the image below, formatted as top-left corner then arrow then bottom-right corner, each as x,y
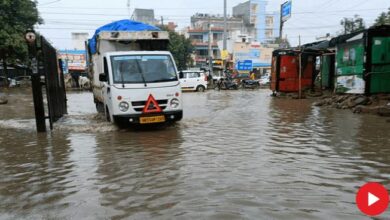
96,102 -> 104,113
196,85 -> 206,92
105,106 -> 112,123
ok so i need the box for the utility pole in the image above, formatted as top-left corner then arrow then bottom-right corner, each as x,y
208,16 -> 213,79
279,3 -> 284,42
161,16 -> 164,26
298,35 -> 302,99
223,0 -> 227,72
223,0 -> 227,50
279,1 -> 292,46
25,31 -> 46,132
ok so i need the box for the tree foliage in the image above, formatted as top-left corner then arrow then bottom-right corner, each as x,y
167,31 -> 194,70
374,8 -> 390,26
159,26 -> 194,70
340,15 -> 365,34
0,0 -> 41,63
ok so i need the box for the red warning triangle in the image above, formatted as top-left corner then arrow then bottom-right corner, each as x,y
143,94 -> 162,113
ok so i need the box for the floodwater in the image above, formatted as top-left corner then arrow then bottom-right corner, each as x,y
0,88 -> 390,220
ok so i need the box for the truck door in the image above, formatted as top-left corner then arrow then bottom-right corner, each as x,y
102,57 -> 113,114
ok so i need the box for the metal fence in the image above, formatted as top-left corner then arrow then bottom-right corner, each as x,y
27,33 -> 67,132
41,37 -> 67,129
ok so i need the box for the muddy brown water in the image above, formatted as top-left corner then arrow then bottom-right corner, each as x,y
0,88 -> 390,219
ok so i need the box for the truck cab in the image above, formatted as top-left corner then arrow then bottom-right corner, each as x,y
98,51 -> 182,125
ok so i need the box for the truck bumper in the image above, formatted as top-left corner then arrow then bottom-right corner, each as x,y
113,110 -> 183,124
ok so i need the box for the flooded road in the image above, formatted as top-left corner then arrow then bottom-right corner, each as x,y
1,88 -> 390,219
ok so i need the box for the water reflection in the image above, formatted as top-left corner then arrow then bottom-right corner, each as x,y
94,128 -> 183,219
0,89 -> 389,219
0,132 -> 73,219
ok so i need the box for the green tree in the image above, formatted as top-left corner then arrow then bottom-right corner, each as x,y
167,31 -> 194,70
340,15 -> 365,34
159,26 -> 194,70
0,0 -> 41,83
374,8 -> 390,25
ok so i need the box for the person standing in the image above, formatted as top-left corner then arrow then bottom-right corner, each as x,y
250,71 -> 256,80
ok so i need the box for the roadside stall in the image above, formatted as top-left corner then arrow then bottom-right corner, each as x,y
270,48 -> 318,94
333,25 -> 390,94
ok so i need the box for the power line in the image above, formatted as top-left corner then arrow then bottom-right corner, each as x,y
38,7 -> 388,17
35,24 -> 345,31
38,0 -> 62,6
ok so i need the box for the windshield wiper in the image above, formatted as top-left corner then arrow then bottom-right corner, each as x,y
135,59 -> 147,87
148,78 -> 176,83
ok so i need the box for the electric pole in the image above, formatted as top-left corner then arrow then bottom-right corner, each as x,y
279,3 -> 283,41
208,16 -> 213,78
223,0 -> 227,72
223,0 -> 227,51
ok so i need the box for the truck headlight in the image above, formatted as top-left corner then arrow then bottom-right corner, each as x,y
118,101 -> 129,112
170,98 -> 180,109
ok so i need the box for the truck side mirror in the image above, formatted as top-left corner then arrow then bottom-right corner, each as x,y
99,73 -> 107,82
179,71 -> 184,79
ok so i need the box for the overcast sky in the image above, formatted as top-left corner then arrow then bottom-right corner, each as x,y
35,0 -> 390,49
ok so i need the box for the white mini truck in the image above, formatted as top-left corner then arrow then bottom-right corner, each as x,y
87,29 -> 183,125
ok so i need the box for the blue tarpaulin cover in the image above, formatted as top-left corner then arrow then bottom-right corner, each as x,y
88,19 -> 161,54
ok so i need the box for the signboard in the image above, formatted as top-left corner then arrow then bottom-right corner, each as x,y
281,1 -> 292,22
58,50 -> 86,71
236,60 -> 253,71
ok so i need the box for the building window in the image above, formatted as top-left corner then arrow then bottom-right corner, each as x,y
265,29 -> 273,38
266,16 -> 274,27
190,35 -> 203,43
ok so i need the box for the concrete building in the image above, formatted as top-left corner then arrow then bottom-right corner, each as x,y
188,14 -> 248,67
133,8 -> 157,25
187,27 -> 222,67
71,33 -> 89,50
191,13 -> 246,33
233,0 -> 279,43
233,41 -> 274,74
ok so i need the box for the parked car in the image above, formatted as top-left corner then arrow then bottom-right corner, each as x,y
179,70 -> 208,92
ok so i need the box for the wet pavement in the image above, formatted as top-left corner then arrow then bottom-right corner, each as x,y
0,88 -> 390,219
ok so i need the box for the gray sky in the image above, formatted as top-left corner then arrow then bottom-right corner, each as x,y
36,0 -> 390,49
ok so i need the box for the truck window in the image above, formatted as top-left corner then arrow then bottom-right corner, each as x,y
110,55 -> 177,84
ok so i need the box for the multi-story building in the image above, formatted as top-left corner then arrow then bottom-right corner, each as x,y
233,39 -> 274,74
190,13 -> 246,33
233,0 -> 280,43
187,27 -> 222,67
187,14 -> 247,67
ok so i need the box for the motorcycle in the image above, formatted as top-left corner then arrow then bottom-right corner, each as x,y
215,77 -> 239,90
241,79 -> 260,89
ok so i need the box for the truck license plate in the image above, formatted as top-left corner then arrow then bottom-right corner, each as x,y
139,115 -> 166,124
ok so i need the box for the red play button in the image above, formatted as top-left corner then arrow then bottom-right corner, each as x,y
356,182 -> 389,216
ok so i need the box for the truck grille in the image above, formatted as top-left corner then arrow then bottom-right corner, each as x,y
131,99 -> 168,112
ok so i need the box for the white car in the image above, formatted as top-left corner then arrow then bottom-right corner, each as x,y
179,71 -> 208,92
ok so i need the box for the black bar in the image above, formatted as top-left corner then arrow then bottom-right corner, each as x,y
31,74 -> 46,132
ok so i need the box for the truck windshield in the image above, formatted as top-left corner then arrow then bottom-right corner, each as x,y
111,55 -> 178,84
